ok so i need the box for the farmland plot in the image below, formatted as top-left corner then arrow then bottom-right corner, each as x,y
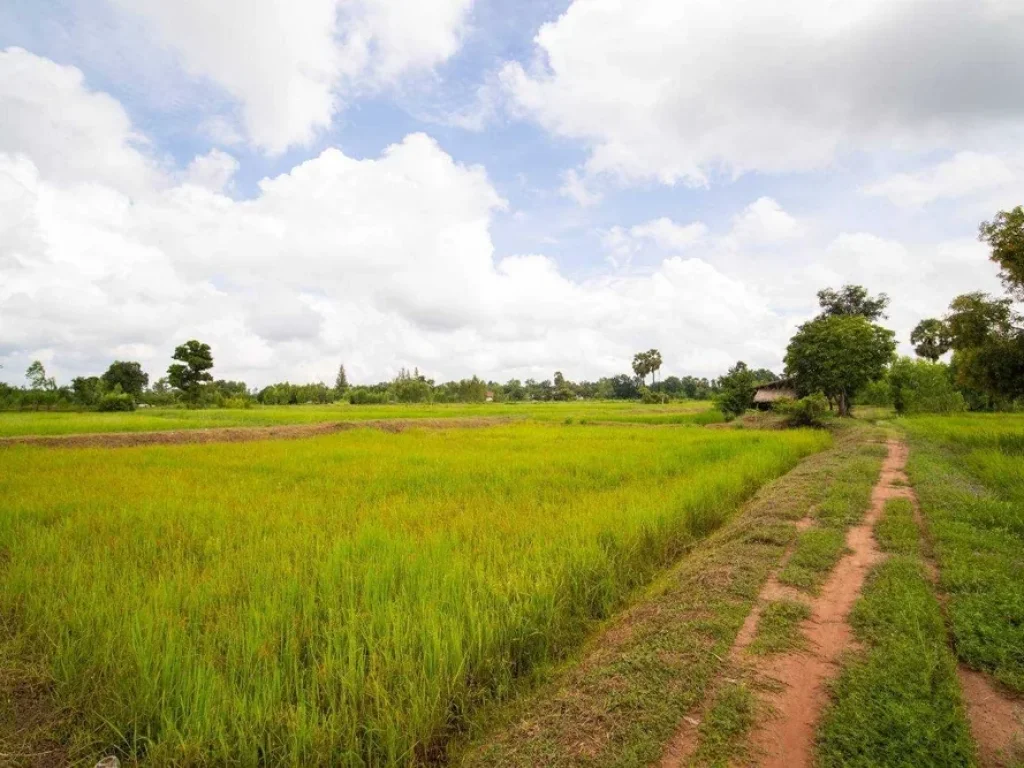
0,423 -> 827,766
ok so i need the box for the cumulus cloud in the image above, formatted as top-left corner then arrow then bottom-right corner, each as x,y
502,0 -> 1024,184
0,47 -> 161,193
110,0 -> 475,152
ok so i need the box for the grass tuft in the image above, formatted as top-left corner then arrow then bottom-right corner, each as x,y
748,600 -> 811,656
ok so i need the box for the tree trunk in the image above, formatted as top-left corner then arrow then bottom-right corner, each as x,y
838,390 -> 850,417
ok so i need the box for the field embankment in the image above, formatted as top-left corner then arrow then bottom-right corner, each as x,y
0,421 -> 823,766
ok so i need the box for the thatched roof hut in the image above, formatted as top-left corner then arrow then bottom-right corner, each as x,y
753,378 -> 797,408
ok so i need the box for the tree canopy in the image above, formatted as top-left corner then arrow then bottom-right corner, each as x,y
979,205 -> 1024,300
101,361 -> 149,397
910,318 -> 952,362
168,340 -> 214,405
785,314 -> 896,416
816,284 -> 890,321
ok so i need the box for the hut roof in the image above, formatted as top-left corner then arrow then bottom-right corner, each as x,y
752,377 -> 797,403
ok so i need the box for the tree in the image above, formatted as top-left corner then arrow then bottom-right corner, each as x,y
887,357 -> 964,415
945,292 -> 1014,349
785,315 -> 896,417
749,368 -> 779,385
631,352 -> 651,385
101,361 -> 149,397
71,376 -> 105,407
979,205 -> 1024,300
715,361 -> 758,420
646,349 -> 662,385
25,360 -> 54,391
816,284 -> 890,321
167,340 -> 214,405
944,292 -> 1024,407
334,364 -> 349,394
910,318 -> 952,362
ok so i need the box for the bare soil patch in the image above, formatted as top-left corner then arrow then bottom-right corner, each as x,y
0,416 -> 515,449
958,668 -> 1024,767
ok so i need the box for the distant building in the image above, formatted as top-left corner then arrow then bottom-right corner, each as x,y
753,378 -> 797,409
485,390 -> 494,402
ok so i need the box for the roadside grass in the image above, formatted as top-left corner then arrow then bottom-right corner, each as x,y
459,423 -> 885,768
0,423 -> 824,766
777,441 -> 884,594
0,401 -> 720,437
748,600 -> 811,656
816,498 -> 977,767
778,529 -> 848,593
903,416 -> 1024,694
692,680 -> 757,767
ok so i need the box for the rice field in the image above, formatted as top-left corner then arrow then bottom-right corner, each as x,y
0,422 -> 828,766
902,413 -> 1024,693
0,400 -> 719,437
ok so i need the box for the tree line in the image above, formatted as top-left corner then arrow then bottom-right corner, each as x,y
4,205 -> 1020,416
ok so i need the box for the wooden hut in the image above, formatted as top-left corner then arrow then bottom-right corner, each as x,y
752,378 -> 797,409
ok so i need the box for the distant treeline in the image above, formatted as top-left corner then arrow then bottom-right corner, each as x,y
0,357 -> 757,412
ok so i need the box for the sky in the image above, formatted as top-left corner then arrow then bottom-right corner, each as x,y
1,0 -> 1022,388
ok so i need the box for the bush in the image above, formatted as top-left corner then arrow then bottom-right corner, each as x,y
349,387 -> 389,405
775,393 -> 828,427
639,387 -> 668,404
221,397 -> 253,409
889,358 -> 965,415
97,392 -> 136,412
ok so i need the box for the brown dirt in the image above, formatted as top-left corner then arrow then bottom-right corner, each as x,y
0,416 -> 515,450
740,439 -> 910,767
659,517 -> 816,767
958,668 -> 1024,767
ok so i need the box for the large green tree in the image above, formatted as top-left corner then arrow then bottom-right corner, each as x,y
167,340 -> 214,405
631,349 -> 663,386
910,318 -> 952,362
101,361 -> 149,397
785,315 -> 896,416
944,292 -> 1024,407
816,284 -> 890,321
979,205 -> 1024,300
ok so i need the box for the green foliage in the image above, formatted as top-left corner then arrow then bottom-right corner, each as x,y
167,340 -> 214,405
979,205 -> 1024,300
888,357 -> 965,415
334,363 -> 349,394
96,391 -> 136,412
816,284 -> 890,321
640,386 -> 668,404
785,314 -> 896,416
775,392 -> 829,427
856,378 -> 892,407
71,376 -> 105,407
910,317 -> 951,362
631,348 -> 663,386
258,381 -> 332,405
944,292 -> 1024,407
749,599 -> 810,655
348,387 -> 389,405
25,360 -> 55,391
715,361 -> 758,420
101,361 -> 149,397
0,423 -> 827,765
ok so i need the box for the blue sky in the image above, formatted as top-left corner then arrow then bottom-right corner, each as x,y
1,0 -> 1021,387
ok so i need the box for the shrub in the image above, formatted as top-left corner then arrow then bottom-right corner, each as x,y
349,387 -> 389,405
640,387 -> 668,404
97,392 -> 136,412
775,393 -> 828,427
889,357 -> 966,415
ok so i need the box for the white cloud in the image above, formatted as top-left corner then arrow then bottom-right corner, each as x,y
0,47 -> 161,193
862,151 -> 1018,208
183,149 -> 239,193
630,217 -> 708,250
729,197 -> 803,243
502,0 -> 1024,185
110,0 -> 475,152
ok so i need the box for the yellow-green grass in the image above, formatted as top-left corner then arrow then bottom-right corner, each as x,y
901,414 -> 1024,693
816,498 -> 976,766
0,400 -> 719,438
0,422 -> 828,766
